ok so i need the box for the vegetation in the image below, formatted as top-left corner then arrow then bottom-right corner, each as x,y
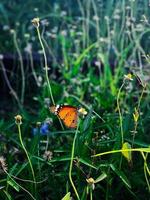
0,0 -> 150,199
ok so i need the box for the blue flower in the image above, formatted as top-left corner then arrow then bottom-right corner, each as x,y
32,127 -> 39,136
40,123 -> 49,135
32,122 -> 50,136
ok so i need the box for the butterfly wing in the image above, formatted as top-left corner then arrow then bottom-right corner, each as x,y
58,106 -> 78,128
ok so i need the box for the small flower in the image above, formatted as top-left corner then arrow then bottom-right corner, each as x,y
78,108 -> 87,115
0,54 -> 4,60
43,150 -> 53,161
34,8 -> 39,12
113,14 -> 120,20
32,121 -> 51,136
15,115 -> 22,125
95,61 -> 101,67
0,156 -> 7,172
60,11 -> 67,17
3,25 -> 10,31
133,107 -> 139,123
61,30 -> 67,36
44,98 -> 50,107
10,29 -> 15,34
40,123 -> 49,135
32,127 -> 39,136
41,19 -> 49,26
31,17 -> 40,28
86,177 -> 95,184
93,15 -> 99,21
86,177 -> 95,190
124,73 -> 133,81
24,43 -> 32,53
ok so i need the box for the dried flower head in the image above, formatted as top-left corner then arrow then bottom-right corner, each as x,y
31,17 -> 40,28
86,177 -> 95,190
43,151 -> 53,161
0,156 -> 7,172
15,115 -> 22,125
78,108 -> 87,115
124,73 -> 133,81
86,177 -> 95,184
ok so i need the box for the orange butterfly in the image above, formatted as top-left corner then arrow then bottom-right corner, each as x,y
50,105 -> 78,128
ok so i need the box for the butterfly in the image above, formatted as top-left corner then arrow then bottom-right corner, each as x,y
50,105 -> 78,128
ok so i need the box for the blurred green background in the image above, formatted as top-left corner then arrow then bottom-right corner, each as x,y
0,0 -> 150,200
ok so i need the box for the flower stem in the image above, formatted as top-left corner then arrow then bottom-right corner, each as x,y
4,169 -> 36,200
36,27 -> 55,106
13,30 -> 25,105
69,123 -> 80,200
90,188 -> 93,200
116,81 -> 125,145
17,124 -> 36,193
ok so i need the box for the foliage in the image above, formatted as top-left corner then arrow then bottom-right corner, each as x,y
0,0 -> 150,200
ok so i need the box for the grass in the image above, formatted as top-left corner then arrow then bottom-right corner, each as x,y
0,0 -> 150,199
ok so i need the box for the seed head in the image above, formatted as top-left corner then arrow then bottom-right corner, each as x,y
78,108 -> 87,115
15,115 -> 22,125
0,156 -> 7,172
31,17 -> 40,28
86,177 -> 95,184
43,151 -> 53,161
124,73 -> 133,81
86,177 -> 95,190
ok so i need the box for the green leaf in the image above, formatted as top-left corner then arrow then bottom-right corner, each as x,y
7,179 -> 20,192
79,158 -> 98,170
94,173 -> 107,183
61,192 -> 71,200
122,142 -> 132,162
73,42 -> 97,75
3,190 -> 12,200
110,164 -> 131,188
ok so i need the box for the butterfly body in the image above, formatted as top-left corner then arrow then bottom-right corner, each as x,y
50,105 -> 78,128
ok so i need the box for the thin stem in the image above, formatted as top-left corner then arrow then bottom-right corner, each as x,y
137,83 -> 146,110
17,124 -> 36,192
69,122 -> 80,200
13,31 -> 25,104
141,152 -> 150,191
29,50 -> 39,86
116,81 -> 125,145
36,27 -> 55,106
131,122 -> 138,148
77,0 -> 86,49
92,148 -> 150,158
4,169 -> 36,200
141,152 -> 150,176
0,60 -> 21,108
90,188 -> 93,200
132,82 -> 146,147
41,33 -> 61,68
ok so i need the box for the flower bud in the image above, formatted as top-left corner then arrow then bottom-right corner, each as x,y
31,17 -> 40,28
15,115 -> 22,125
